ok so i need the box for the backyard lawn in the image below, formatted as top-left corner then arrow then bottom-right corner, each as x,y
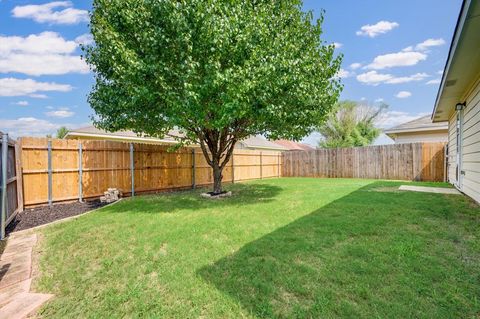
33,178 -> 479,318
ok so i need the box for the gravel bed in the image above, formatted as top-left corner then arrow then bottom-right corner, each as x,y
6,200 -> 107,235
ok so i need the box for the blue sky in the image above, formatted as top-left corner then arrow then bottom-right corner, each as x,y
0,0 -> 462,145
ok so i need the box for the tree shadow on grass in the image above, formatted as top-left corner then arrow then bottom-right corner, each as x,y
103,182 -> 284,214
197,182 -> 479,318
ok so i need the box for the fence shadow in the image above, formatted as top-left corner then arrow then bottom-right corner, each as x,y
103,182 -> 284,215
197,181 -> 475,318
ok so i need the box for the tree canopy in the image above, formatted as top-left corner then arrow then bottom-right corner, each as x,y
85,0 -> 342,193
317,100 -> 386,148
56,126 -> 69,139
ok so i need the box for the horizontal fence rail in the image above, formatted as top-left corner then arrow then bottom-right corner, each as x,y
20,137 -> 282,207
282,142 -> 446,182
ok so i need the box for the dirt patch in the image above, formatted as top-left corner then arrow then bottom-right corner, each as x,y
6,201 -> 107,235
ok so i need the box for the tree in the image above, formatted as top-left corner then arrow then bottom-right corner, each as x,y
317,100 -> 386,148
85,0 -> 342,193
56,126 -> 69,139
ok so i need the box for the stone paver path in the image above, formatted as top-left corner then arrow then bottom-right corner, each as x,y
0,232 -> 53,318
399,185 -> 462,195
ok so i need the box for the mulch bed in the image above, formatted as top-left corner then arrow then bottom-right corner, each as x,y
6,200 -> 107,235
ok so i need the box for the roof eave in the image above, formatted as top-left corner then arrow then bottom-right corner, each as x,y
432,0 -> 475,122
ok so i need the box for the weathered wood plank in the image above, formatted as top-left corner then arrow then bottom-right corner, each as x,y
281,143 -> 446,182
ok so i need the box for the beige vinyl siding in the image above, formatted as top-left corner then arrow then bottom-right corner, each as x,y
460,79 -> 480,203
392,131 -> 448,144
447,113 -> 457,185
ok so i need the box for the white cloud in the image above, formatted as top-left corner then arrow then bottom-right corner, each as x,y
0,78 -> 72,97
366,51 -> 427,70
45,107 -> 75,118
0,32 -> 76,55
386,72 -> 428,84
337,68 -> 352,78
415,38 -> 446,51
437,70 -> 444,75
0,32 -> 89,76
333,42 -> 343,49
75,33 -> 94,46
12,1 -> 88,25
13,100 -> 29,106
0,117 -> 60,136
0,54 -> 88,76
395,91 -> 411,98
350,63 -> 362,70
356,21 -> 399,38
376,111 -> 430,129
356,71 -> 429,86
30,94 -> 48,99
426,78 -> 441,85
356,71 -> 393,85
375,98 -> 384,103
363,38 -> 445,72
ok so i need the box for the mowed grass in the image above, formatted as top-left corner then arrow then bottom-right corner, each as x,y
33,178 -> 480,318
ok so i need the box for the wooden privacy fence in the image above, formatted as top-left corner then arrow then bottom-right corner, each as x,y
20,137 -> 282,207
282,142 -> 447,182
0,132 -> 23,238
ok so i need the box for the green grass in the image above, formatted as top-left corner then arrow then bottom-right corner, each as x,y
34,178 -> 480,318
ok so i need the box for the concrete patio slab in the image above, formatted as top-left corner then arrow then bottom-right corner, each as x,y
399,185 -> 461,195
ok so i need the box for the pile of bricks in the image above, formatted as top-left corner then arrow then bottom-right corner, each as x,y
100,188 -> 122,203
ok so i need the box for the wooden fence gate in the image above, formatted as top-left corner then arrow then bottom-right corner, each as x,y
0,132 -> 23,239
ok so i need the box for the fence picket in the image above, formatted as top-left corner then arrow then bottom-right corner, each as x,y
282,143 -> 446,182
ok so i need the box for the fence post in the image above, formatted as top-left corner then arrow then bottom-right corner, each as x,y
78,142 -> 83,202
1,133 -> 8,240
231,151 -> 235,183
260,151 -> 263,179
278,153 -> 280,177
15,138 -> 23,213
130,143 -> 135,197
47,138 -> 53,207
192,149 -> 196,189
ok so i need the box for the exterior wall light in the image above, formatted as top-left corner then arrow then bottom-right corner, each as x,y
455,102 -> 466,111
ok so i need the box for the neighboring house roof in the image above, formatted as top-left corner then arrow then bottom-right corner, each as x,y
237,136 -> 287,151
432,0 -> 480,122
65,126 -> 286,151
273,139 -> 315,151
65,126 -> 183,145
384,116 -> 448,138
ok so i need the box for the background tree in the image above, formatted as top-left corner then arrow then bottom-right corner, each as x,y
56,126 -> 69,139
317,100 -> 386,148
85,0 -> 342,193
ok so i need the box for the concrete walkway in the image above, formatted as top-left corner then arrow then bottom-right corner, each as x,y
399,185 -> 462,195
0,232 -> 53,318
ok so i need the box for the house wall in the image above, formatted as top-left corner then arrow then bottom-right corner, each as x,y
448,78 -> 480,203
461,78 -> 480,203
392,131 -> 448,144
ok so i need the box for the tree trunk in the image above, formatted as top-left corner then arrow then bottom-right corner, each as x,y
212,161 -> 223,194
197,129 -> 237,195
